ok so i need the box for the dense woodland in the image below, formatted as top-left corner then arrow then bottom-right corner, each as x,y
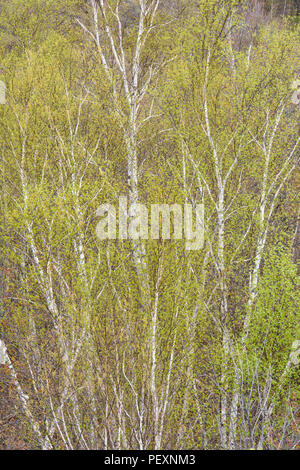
0,0 -> 299,450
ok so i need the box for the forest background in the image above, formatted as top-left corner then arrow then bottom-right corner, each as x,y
0,0 -> 299,450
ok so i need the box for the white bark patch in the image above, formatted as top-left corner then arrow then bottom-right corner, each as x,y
0,81 -> 6,104
290,340 -> 300,365
291,79 -> 300,90
0,339 -> 8,365
291,89 -> 300,105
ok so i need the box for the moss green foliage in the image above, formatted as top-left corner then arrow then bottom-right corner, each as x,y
0,0 -> 299,450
